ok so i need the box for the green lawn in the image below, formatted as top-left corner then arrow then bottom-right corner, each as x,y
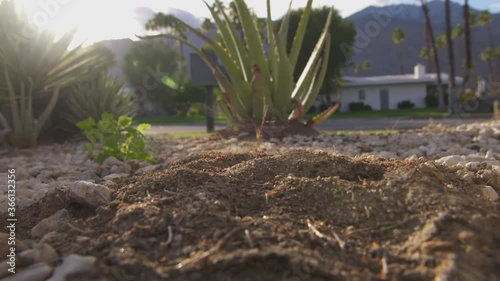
135,115 -> 226,125
136,108 -> 485,125
308,108 -> 450,119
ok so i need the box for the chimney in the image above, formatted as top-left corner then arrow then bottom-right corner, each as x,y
414,64 -> 425,79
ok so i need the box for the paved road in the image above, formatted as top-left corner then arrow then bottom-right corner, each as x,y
145,116 -> 493,135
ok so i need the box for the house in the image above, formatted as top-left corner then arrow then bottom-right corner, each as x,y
329,64 -> 463,112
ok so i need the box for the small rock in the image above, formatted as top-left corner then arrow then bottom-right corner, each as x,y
465,161 -> 481,172
18,249 -> 38,268
435,155 -> 464,166
480,170 -> 500,189
34,243 -> 60,266
102,173 -> 129,181
379,151 -> 397,159
31,209 -> 70,238
102,156 -> 122,168
16,189 -> 35,199
237,132 -> 250,139
137,165 -> 159,174
481,185 -> 499,201
1,263 -> 53,281
68,181 -> 112,208
16,198 -> 35,208
47,254 -> 96,281
461,173 -> 475,184
77,170 -> 100,182
112,162 -> 131,174
32,189 -> 50,202
485,149 -> 495,160
0,232 -> 11,257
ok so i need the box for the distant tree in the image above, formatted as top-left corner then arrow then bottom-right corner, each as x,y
452,23 -> 465,73
481,47 -> 496,81
201,18 -> 215,33
354,60 -> 371,73
445,0 -> 456,112
123,39 -> 181,115
435,33 -> 447,48
277,7 -> 356,93
420,0 -> 446,111
146,13 -> 187,55
392,27 -> 406,74
420,47 -> 434,61
478,10 -> 496,80
85,42 -> 116,74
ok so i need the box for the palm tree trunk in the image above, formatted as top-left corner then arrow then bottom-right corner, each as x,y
462,0 -> 472,93
445,0 -> 456,112
425,21 -> 434,72
399,44 -> 404,74
487,25 -> 497,81
421,0 -> 446,111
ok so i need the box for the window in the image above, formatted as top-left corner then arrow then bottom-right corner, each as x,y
358,89 -> 366,101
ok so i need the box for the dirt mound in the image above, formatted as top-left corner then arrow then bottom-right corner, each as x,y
6,149 -> 500,280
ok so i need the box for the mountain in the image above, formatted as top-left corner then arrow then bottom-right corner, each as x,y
345,0 -> 500,79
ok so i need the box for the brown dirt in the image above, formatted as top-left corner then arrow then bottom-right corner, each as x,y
4,149 -> 500,281
215,120 -> 320,140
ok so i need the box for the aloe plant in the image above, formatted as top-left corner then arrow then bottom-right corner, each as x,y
143,0 -> 338,135
0,0 -> 107,148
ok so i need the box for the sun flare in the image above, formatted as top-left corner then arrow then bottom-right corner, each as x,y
12,0 -> 142,47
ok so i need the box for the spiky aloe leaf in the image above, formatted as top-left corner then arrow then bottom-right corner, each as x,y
302,33 -> 331,113
306,102 -> 339,127
266,0 -> 278,97
234,0 -> 271,85
289,0 -> 313,69
140,16 -> 253,116
291,7 -> 333,102
251,64 -> 272,121
206,0 -> 251,82
290,99 -> 304,121
273,16 -> 294,119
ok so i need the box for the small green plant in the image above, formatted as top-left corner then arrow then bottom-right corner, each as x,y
77,113 -> 154,164
348,102 -> 372,112
397,100 -> 415,109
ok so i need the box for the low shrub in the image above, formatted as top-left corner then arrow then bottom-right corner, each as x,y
397,100 -> 415,109
77,113 -> 154,164
459,90 -> 475,102
348,102 -> 372,112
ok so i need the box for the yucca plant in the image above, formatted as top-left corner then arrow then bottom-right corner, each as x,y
66,75 -> 136,126
143,0 -> 339,137
0,0 -> 107,148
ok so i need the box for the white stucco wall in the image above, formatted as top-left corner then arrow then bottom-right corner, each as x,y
335,83 -> 427,112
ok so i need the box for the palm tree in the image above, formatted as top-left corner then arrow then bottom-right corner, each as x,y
452,23 -> 464,74
424,19 -> 434,72
445,0 -> 456,112
392,27 -> 406,74
420,0 -> 446,111
201,18 -> 215,33
479,10 -> 496,80
481,48 -> 495,81
146,13 -> 187,55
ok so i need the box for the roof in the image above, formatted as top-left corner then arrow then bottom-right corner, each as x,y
342,73 -> 463,88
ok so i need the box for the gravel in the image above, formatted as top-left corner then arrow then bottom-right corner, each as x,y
0,119 -> 499,279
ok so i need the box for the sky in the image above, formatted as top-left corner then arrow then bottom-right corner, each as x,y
9,0 -> 500,47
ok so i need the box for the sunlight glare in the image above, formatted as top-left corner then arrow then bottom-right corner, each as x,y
12,0 -> 142,47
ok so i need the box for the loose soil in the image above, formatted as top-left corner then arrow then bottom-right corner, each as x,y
4,149 -> 500,280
